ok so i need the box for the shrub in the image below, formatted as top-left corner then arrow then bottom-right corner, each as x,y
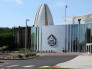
62,49 -> 67,53
46,50 -> 47,52
0,46 -> 8,52
6,56 -> 11,59
0,33 -> 14,51
48,50 -> 50,53
51,50 -> 53,52
13,56 -> 17,58
26,54 -> 29,57
18,55 -> 23,58
42,50 -> 45,53
26,52 -> 36,57
18,48 -> 30,52
30,52 -> 36,56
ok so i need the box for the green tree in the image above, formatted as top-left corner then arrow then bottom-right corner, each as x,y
0,46 -> 8,52
0,27 -> 12,34
0,33 -> 14,51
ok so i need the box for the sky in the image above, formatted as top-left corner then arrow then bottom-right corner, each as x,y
0,0 -> 92,28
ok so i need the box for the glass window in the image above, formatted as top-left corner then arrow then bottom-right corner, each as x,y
31,27 -> 37,51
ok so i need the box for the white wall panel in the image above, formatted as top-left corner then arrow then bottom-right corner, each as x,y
38,25 -> 66,52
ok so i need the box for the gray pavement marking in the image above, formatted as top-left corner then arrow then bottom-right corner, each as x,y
39,66 -> 50,68
22,65 -> 35,68
5,65 -> 19,67
0,65 -> 3,66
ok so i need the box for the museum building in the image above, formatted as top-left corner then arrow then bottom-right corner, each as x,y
13,3 -> 92,53
30,3 -> 92,53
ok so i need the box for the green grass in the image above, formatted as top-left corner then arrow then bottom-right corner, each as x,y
35,67 -> 72,69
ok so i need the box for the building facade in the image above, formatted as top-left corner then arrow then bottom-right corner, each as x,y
30,3 -> 92,53
12,3 -> 92,53
31,23 -> 92,53
12,26 -> 31,49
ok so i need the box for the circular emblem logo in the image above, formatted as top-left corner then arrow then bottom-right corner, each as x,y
48,34 -> 56,46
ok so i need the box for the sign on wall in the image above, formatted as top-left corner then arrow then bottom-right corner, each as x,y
48,34 -> 57,46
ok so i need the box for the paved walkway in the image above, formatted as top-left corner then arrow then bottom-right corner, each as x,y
56,55 -> 92,69
37,53 -> 84,56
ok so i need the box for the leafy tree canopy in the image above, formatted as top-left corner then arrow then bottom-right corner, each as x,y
0,27 -> 12,34
0,33 -> 14,51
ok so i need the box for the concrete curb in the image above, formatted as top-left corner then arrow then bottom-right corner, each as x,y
0,61 -> 4,63
0,55 -> 39,60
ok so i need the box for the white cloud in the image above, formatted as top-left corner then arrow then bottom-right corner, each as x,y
15,0 -> 22,4
4,0 -> 23,4
55,1 -> 66,7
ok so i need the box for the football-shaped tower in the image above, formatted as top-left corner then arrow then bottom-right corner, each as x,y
34,3 -> 54,27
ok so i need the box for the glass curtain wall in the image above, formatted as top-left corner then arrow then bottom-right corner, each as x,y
70,24 -> 79,52
79,24 -> 86,52
68,25 -> 70,52
86,23 -> 92,53
30,23 -> 92,53
69,24 -> 87,52
68,23 -> 92,53
86,23 -> 91,43
31,27 -> 37,51
73,24 -> 79,52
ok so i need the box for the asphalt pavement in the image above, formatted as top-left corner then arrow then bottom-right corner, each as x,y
0,55 -> 77,69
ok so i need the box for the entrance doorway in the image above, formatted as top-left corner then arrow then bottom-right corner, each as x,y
86,43 -> 92,53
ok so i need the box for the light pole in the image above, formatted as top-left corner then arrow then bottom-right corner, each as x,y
65,5 -> 67,22
25,19 -> 30,58
78,19 -> 81,52
65,5 -> 67,52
